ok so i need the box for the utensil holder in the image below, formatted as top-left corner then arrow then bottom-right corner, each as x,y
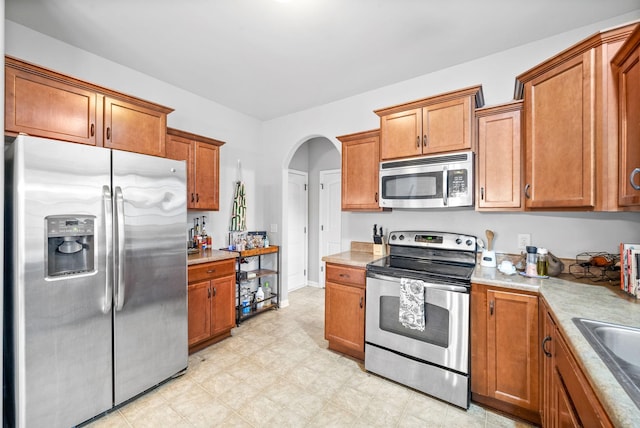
481,250 -> 497,268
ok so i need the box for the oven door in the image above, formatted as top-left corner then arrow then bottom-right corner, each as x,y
365,273 -> 469,374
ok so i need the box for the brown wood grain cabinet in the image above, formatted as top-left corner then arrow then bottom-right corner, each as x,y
5,56 -> 173,157
612,23 -> 640,208
471,283 -> 540,425
324,263 -> 366,360
374,85 -> 484,160
187,259 -> 236,353
475,101 -> 523,210
515,24 -> 637,211
540,299 -> 613,427
166,128 -> 225,211
337,129 -> 383,211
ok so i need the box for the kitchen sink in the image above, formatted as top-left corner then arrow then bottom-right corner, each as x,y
573,318 -> 640,409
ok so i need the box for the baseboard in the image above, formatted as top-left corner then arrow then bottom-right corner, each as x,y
280,299 -> 290,308
307,281 -> 320,288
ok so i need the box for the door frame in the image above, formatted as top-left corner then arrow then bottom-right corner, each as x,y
318,169 -> 341,288
286,169 -> 308,294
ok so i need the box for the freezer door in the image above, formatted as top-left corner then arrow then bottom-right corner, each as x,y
112,150 -> 188,405
5,136 -> 113,428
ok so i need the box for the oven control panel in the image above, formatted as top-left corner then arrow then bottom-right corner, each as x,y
388,231 -> 477,251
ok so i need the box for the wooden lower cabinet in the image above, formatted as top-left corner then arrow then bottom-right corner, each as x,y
324,263 -> 365,360
187,259 -> 236,353
471,283 -> 540,425
540,299 -> 613,427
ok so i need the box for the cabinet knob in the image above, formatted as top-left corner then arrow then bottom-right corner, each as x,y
489,300 -> 494,315
90,123 -> 95,137
480,187 -> 484,200
106,127 -> 111,140
416,136 -> 420,148
207,269 -> 215,273
423,134 -> 427,147
360,296 -> 364,309
191,193 -> 195,203
196,193 -> 200,202
375,192 -> 378,203
208,288 -> 211,298
524,184 -> 531,199
213,287 -> 217,297
542,336 -> 552,358
630,168 -> 640,191
339,273 -> 349,278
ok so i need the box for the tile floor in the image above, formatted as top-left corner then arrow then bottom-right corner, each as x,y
86,286 -> 534,428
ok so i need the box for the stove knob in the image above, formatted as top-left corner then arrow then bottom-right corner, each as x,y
390,234 -> 397,241
399,234 -> 405,241
455,238 -> 462,245
466,239 -> 473,246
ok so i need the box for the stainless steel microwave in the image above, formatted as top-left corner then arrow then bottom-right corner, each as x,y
379,151 -> 474,208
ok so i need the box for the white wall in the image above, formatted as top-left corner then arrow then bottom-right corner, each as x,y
5,20 -> 268,250
258,10 -> 640,297
5,11 -> 640,306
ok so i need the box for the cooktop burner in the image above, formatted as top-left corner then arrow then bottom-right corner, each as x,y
366,230 -> 477,285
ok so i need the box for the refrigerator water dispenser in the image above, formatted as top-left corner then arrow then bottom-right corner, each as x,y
46,215 -> 95,277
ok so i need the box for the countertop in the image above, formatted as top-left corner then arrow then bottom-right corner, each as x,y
323,250 -> 640,426
187,248 -> 238,266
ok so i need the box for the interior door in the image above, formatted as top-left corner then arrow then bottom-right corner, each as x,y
112,150 -> 188,405
319,169 -> 341,288
287,170 -> 308,291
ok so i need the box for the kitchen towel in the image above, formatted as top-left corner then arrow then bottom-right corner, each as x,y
399,278 -> 426,331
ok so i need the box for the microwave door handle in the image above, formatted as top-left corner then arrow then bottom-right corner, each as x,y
442,167 -> 448,206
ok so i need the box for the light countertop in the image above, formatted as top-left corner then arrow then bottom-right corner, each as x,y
187,248 -> 238,266
322,249 -> 639,426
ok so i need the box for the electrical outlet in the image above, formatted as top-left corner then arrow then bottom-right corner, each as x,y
517,233 -> 531,250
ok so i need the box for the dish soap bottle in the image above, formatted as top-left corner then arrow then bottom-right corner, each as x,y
256,285 -> 265,309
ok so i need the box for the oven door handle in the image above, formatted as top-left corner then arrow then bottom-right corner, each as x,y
367,272 -> 468,293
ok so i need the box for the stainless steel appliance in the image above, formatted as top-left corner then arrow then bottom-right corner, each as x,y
4,135 -> 188,427
365,231 -> 477,409
379,151 -> 474,209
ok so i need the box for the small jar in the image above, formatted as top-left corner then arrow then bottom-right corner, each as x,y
525,246 -> 538,276
537,248 -> 548,276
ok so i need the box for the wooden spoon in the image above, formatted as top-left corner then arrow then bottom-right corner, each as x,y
485,229 -> 494,251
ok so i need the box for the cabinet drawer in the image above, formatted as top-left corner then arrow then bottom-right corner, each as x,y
326,264 -> 365,287
188,259 -> 235,283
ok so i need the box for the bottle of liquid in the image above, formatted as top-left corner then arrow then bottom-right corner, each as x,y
256,285 -> 265,310
264,234 -> 269,248
241,287 -> 251,315
263,281 -> 271,305
537,248 -> 548,276
525,246 -> 538,276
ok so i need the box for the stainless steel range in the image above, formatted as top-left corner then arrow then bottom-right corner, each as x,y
365,230 -> 477,409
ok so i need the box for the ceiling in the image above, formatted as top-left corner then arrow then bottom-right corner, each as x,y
6,0 -> 640,120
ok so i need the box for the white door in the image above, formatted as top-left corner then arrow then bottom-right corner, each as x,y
287,170 -> 308,292
319,169 -> 342,288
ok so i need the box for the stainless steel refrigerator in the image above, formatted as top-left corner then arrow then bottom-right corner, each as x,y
4,135 -> 188,427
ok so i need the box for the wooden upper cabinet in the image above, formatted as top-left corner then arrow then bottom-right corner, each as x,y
5,56 -> 173,157
166,127 -> 225,211
515,23 -> 637,211
475,101 -> 523,210
337,129 -> 383,211
612,23 -> 640,207
375,85 -> 484,161
103,96 -> 167,157
5,64 -> 99,145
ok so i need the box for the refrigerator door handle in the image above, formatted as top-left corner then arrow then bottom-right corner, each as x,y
114,186 -> 126,311
103,185 -> 113,314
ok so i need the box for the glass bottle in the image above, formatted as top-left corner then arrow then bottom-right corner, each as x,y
537,248 -> 548,276
525,246 -> 538,276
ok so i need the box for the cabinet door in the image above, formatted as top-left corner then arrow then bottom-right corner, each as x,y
5,67 -> 98,145
188,280 -> 212,346
103,96 -> 166,157
341,132 -> 381,210
423,96 -> 472,154
211,275 -> 236,336
541,307 -> 556,428
477,107 -> 522,209
617,45 -> 640,206
324,281 -> 365,356
380,108 -> 422,160
486,289 -> 539,411
166,135 -> 197,208
193,142 -> 220,210
524,53 -> 595,209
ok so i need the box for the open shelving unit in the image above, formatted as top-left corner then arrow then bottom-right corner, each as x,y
235,245 -> 280,324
